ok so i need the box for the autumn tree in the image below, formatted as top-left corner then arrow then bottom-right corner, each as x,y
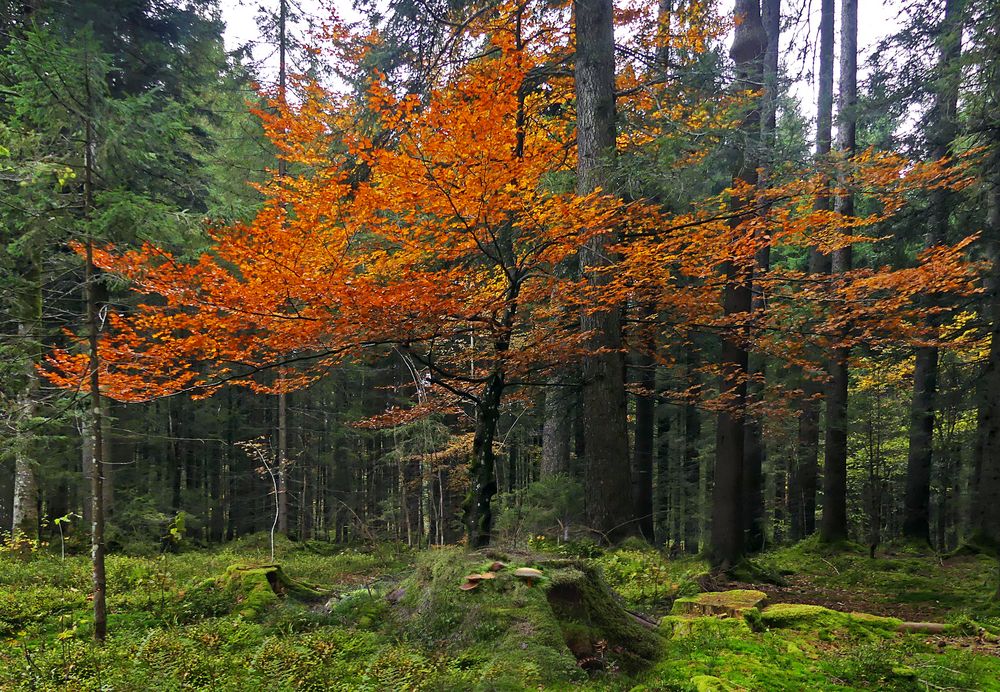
45,2 -> 630,548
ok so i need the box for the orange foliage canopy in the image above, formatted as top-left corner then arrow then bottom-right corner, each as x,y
45,2 -> 624,407
44,0 -> 983,420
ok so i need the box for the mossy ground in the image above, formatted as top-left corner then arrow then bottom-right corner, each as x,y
2,535 -> 1000,690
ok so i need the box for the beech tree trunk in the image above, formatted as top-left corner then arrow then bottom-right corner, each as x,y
575,0 -> 634,541
903,0 -> 962,545
820,0 -> 857,545
709,0 -> 766,569
466,372 -> 503,547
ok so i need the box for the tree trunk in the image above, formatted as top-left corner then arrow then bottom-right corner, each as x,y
466,372 -> 503,547
710,0 -> 766,569
742,0 -> 780,557
683,350 -> 701,553
792,379 -> 820,539
11,348 -> 39,542
790,0 -> 834,543
575,0 -> 634,541
277,390 -> 289,535
820,0 -> 858,545
541,378 -> 572,476
655,368 -> 672,546
973,174 -> 1000,555
633,328 -> 656,541
903,0 -> 963,545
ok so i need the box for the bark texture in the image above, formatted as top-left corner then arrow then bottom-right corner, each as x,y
820,0 -> 857,544
903,0 -> 963,545
575,0 -> 634,540
709,0 -> 766,569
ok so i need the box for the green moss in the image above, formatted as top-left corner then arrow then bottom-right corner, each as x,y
394,548 -> 660,685
671,590 -> 768,618
181,563 -> 328,620
691,673 -> 736,691
759,603 -> 901,638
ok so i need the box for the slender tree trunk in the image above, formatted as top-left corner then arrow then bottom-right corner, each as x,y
820,0 -> 858,545
575,0 -> 634,541
83,75 -> 106,639
633,317 -> 656,541
11,276 -> 41,540
710,0 -> 767,569
272,0 -> 291,539
277,390 -> 289,535
654,367 -> 671,546
903,0 -> 963,545
683,349 -> 701,553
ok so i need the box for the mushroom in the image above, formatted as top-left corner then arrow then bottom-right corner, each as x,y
459,572 -> 496,591
488,561 -> 507,572
513,567 -> 544,586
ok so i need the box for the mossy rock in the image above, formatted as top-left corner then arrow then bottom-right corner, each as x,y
182,563 -> 328,620
671,589 -> 768,618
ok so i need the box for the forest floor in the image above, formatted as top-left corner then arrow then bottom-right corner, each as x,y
2,534 -> 1000,690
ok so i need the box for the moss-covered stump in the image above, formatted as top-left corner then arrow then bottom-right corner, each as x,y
390,548 -> 660,688
541,557 -> 662,673
671,589 -> 768,618
182,563 -> 328,620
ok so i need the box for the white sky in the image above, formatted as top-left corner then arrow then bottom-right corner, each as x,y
219,0 -> 906,119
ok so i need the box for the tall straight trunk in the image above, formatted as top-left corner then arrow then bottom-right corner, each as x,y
648,1 -> 672,546
683,349 -> 701,553
903,0 -> 963,545
710,0 -> 766,569
792,384 -> 820,539
654,368 -> 671,546
820,0 -> 857,544
83,69 -> 106,639
541,380 -> 572,476
575,0 -> 633,540
743,0 -> 780,554
273,0 -> 291,538
277,390 -> 289,535
11,272 -> 41,540
633,313 -> 656,540
790,0 -> 834,542
974,176 -> 1000,565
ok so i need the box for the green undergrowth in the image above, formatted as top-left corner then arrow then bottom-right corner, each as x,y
3,536 -> 1000,690
642,608 -> 1000,691
755,535 -> 1000,623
